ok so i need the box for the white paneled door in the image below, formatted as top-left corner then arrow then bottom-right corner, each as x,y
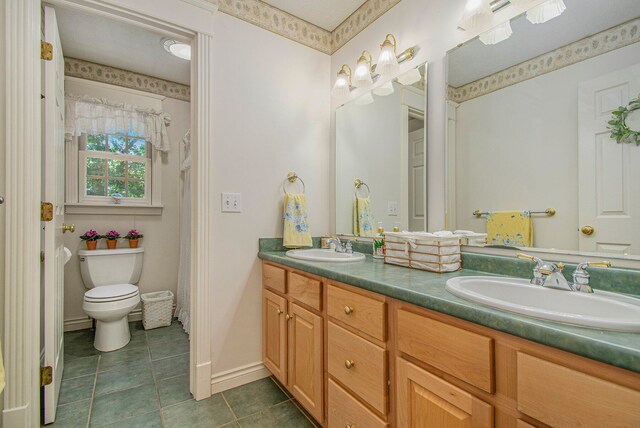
408,126 -> 425,231
43,6 -> 66,424
578,64 -> 640,255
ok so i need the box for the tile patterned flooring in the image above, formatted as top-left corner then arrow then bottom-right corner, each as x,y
52,321 -> 319,427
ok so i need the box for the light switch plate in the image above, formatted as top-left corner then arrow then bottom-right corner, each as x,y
388,201 -> 398,216
221,193 -> 242,213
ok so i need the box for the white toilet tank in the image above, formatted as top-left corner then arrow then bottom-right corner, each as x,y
78,248 -> 144,289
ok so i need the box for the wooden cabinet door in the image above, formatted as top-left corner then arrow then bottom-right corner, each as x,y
288,302 -> 324,423
263,289 -> 287,385
397,358 -> 493,428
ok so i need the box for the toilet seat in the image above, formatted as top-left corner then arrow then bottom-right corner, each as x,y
84,284 -> 139,303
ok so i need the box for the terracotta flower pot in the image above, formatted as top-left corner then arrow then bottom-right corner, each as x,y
129,239 -> 139,248
86,241 -> 97,251
106,240 -> 117,250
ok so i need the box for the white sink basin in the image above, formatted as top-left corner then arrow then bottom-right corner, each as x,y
445,276 -> 640,332
286,248 -> 365,263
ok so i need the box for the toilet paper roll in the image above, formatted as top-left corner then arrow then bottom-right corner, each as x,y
64,247 -> 72,265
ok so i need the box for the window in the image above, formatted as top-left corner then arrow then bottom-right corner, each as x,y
79,132 -> 151,205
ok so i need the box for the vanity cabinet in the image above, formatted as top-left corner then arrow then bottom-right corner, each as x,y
396,357 -> 493,427
262,261 -> 640,427
262,263 -> 324,423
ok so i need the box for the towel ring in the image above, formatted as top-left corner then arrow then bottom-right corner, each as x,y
354,179 -> 370,198
282,172 -> 306,195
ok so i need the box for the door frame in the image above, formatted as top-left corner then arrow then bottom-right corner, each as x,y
3,0 -> 217,425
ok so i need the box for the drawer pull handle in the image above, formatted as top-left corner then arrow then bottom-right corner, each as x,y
346,425 -> 356,428
286,314 -> 292,321
276,308 -> 283,315
344,359 -> 355,369
344,306 -> 353,315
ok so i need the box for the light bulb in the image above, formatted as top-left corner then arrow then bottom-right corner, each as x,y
353,52 -> 373,88
332,65 -> 352,98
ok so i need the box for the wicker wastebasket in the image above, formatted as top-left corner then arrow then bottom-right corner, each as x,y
141,291 -> 174,330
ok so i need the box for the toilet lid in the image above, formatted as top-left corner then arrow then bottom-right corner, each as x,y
85,284 -> 139,302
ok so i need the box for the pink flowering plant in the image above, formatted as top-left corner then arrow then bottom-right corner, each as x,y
104,230 -> 121,241
124,229 -> 143,239
80,229 -> 102,242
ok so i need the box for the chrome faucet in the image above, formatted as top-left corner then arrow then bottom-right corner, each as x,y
572,260 -> 611,293
516,253 -> 572,291
516,253 -> 612,293
326,237 -> 353,254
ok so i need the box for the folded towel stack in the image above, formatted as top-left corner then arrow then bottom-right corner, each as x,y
283,193 -> 312,248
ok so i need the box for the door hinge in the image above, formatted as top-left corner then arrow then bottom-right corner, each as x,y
41,366 -> 53,386
41,202 -> 53,221
41,41 -> 53,61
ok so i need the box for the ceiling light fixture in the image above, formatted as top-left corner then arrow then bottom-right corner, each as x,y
377,34 -> 400,77
479,20 -> 513,45
353,51 -> 374,88
332,64 -> 352,99
459,0 -> 492,30
162,38 -> 191,61
396,68 -> 422,86
525,0 -> 566,24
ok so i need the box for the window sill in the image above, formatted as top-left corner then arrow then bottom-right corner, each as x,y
65,203 -> 163,216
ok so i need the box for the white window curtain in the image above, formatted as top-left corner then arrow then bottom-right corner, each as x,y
175,130 -> 191,335
65,93 -> 172,152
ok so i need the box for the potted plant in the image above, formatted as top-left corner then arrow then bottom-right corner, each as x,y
80,229 -> 102,250
124,229 -> 144,248
104,230 -> 120,249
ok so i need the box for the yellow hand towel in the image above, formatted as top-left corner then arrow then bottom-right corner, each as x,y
283,193 -> 312,248
486,210 -> 533,247
353,197 -> 375,237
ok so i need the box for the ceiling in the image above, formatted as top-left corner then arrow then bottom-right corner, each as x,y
54,6 -> 191,85
448,0 -> 640,87
263,0 -> 367,31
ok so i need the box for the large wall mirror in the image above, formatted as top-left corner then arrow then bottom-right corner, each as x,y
446,0 -> 640,258
336,62 -> 427,236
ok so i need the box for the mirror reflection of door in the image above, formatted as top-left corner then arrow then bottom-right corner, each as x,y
407,110 -> 425,232
578,64 -> 640,255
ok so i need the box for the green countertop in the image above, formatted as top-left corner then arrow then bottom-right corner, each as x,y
258,249 -> 640,373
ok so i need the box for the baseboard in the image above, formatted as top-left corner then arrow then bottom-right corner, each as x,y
64,304 -> 176,332
210,362 -> 271,395
2,404 -> 30,427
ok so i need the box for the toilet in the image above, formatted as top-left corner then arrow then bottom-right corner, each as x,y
79,248 -> 144,352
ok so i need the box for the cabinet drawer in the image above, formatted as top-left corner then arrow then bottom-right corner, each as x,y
328,379 -> 388,428
327,284 -> 386,341
517,352 -> 640,428
263,263 -> 286,294
328,322 -> 387,415
397,309 -> 494,393
288,272 -> 322,310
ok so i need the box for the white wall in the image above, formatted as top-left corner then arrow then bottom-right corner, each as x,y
0,0 -> 5,421
330,0 -> 539,232
454,43 -> 640,250
210,13 -> 331,378
63,79 -> 189,326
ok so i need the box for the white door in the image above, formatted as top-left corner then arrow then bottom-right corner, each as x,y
408,125 -> 425,231
578,63 -> 640,255
43,6 -> 67,424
